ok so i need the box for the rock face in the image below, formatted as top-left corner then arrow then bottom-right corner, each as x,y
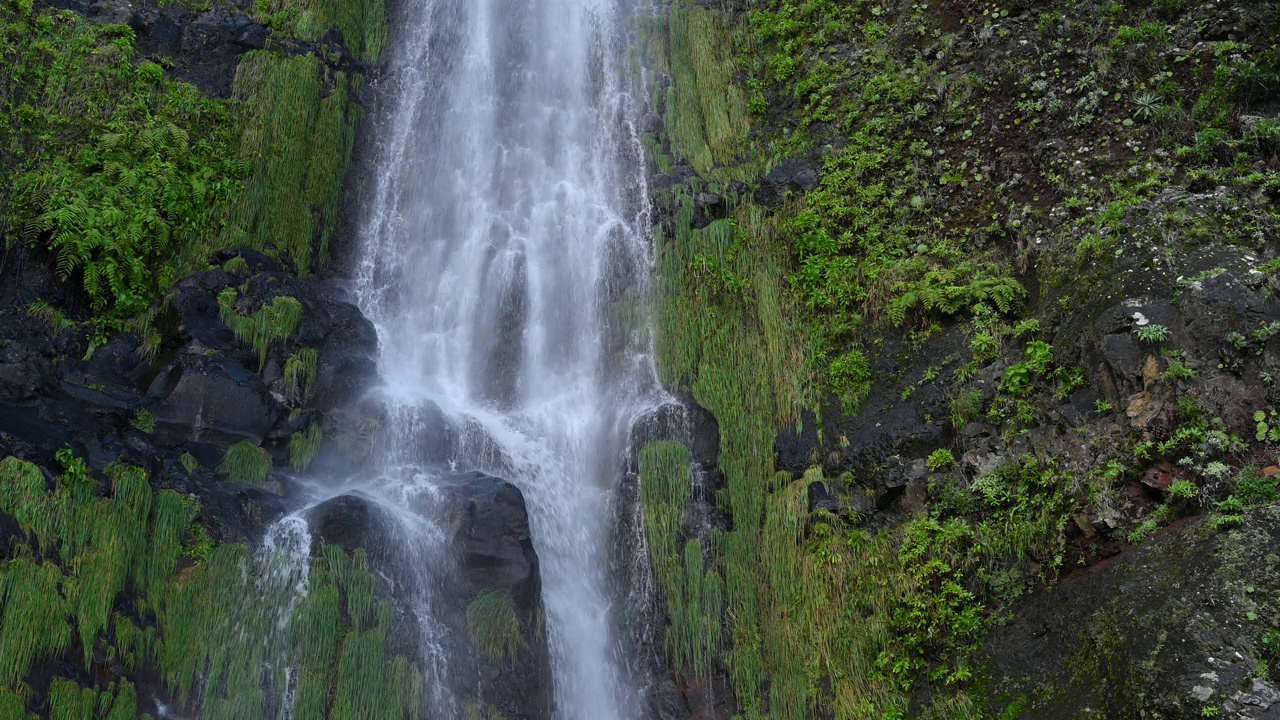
0,246 -> 377,537
306,471 -> 554,720
981,507 -> 1280,720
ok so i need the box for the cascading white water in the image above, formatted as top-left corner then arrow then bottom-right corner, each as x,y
354,0 -> 660,717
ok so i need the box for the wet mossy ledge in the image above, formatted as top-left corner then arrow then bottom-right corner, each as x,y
636,0 -> 1280,717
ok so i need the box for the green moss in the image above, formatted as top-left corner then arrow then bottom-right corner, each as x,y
217,440 -> 273,483
466,589 -> 527,665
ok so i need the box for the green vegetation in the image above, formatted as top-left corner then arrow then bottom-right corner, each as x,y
643,0 -> 1280,713
1,0 -> 378,325
289,422 -> 323,471
284,347 -> 320,400
252,0 -> 385,61
466,589 -> 527,665
218,439 -> 273,483
131,409 -> 156,434
0,450 -> 420,718
217,290 -> 303,369
228,52 -> 360,274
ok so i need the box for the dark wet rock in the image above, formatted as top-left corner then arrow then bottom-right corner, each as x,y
181,472 -> 289,545
307,473 -> 553,720
630,398 -> 721,470
776,408 -> 819,474
307,492 -> 393,557
981,507 -> 1280,719
152,354 -> 281,446
754,155 -> 820,208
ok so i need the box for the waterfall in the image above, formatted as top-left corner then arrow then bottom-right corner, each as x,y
351,0 -> 661,717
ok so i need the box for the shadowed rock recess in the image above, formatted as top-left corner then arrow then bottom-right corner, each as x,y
1,0 -> 1279,716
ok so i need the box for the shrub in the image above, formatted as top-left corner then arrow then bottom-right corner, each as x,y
926,449 -> 956,472
830,349 -> 872,411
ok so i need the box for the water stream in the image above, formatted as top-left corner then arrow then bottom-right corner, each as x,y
348,0 -> 660,716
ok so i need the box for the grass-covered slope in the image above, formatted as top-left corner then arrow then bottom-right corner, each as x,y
638,0 -> 1280,717
0,453 -> 422,719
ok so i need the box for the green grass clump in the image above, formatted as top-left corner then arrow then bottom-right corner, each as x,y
637,441 -> 723,676
217,440 -> 273,483
289,422 -> 323,471
0,686 -> 33,719
48,678 -> 97,720
0,557 -> 73,687
284,347 -> 319,400
466,589 -> 527,665
218,289 -> 303,369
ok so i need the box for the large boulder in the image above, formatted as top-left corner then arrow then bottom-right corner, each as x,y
304,471 -> 553,719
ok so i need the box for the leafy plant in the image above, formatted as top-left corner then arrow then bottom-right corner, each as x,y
1255,411 -> 1280,442
927,449 -> 957,472
1167,478 -> 1199,501
830,349 -> 873,411
1024,341 -> 1053,375
1162,360 -> 1197,381
131,409 -> 156,434
1135,324 -> 1170,344
1128,518 -> 1158,543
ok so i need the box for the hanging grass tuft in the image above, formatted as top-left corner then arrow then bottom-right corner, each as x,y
289,422 -> 323,472
217,289 -> 303,370
284,347 -> 319,400
465,589 -> 526,665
